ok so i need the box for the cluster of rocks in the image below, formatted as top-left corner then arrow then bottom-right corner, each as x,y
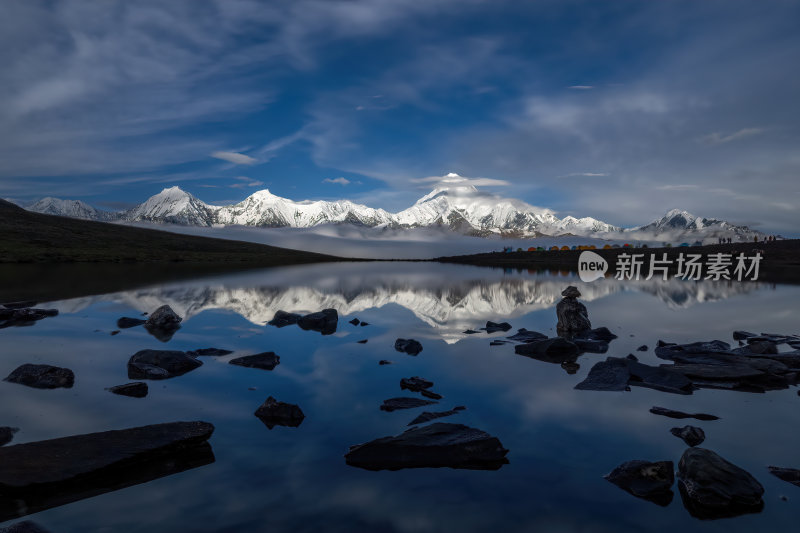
267,308 -> 338,335
116,304 -> 183,342
605,447 -> 766,517
0,306 -> 59,329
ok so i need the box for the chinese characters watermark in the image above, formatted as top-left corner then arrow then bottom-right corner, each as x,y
613,252 -> 762,281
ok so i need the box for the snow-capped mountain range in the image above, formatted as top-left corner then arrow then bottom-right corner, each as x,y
23,179 -> 762,241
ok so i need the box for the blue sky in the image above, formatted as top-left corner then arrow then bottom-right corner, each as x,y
1,0 -> 798,233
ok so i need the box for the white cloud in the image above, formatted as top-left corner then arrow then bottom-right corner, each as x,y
700,127 -> 764,145
558,172 -> 609,179
323,177 -> 351,185
412,172 -> 510,187
567,85 -> 594,90
211,151 -> 258,165
230,176 -> 264,188
655,184 -> 698,191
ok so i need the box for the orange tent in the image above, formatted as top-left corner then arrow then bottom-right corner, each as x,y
603,244 -> 612,249
527,247 -> 536,252
549,246 -> 559,251
560,246 -> 569,251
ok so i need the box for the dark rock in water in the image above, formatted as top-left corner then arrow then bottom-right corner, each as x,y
378,360 -> 392,365
117,317 -> 146,329
733,330 -> 757,340
395,338 -> 423,356
420,389 -> 443,400
584,327 -> 618,341
768,466 -> 800,488
408,408 -> 464,426
742,340 -> 778,355
0,427 -> 19,447
575,358 -> 630,391
349,318 -> 360,325
360,322 -> 370,327
655,340 -> 732,360
4,364 -> 74,389
463,329 -> 480,334
0,520 -> 50,532
400,376 -> 434,392
345,423 -> 509,471
1,301 -> 37,310
650,406 -> 719,421
267,310 -> 301,328
572,338 -> 609,354
626,354 -> 639,361
626,359 -> 694,395
380,397 -> 437,412
515,338 -> 579,363
507,328 -> 548,343
637,345 -> 648,352
671,425 -> 706,447
144,305 -> 182,331
127,350 -> 202,380
110,330 -> 120,336
485,321 -> 512,333
556,286 -> 591,336
561,361 -> 580,374
490,340 -> 510,346
229,352 -> 280,371
0,421 -> 214,523
357,339 -> 368,344
0,308 -> 59,328
678,447 -> 764,519
657,339 -> 675,348
254,396 -> 305,429
297,308 -> 338,335
106,382 -> 148,398
185,348 -> 233,357
605,460 -> 675,506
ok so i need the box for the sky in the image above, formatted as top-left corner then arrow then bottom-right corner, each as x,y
0,0 -> 798,233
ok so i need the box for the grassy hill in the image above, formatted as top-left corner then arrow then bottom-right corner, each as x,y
0,199 -> 340,265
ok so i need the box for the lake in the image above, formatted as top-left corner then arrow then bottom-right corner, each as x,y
1,262 -> 798,532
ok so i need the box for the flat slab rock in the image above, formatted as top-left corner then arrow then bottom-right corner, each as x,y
605,460 -> 675,506
4,364 -> 74,389
678,447 -> 764,519
575,357 -> 693,394
0,308 -> 58,328
296,308 -> 338,335
345,422 -> 509,471
768,466 -> 800,488
408,407 -> 465,426
670,425 -> 706,447
484,321 -> 512,333
127,350 -> 202,380
400,376 -> 434,392
0,427 -> 19,447
186,348 -> 233,357
254,397 -> 304,429
380,397 -> 438,412
229,352 -> 280,371
650,406 -> 719,421
0,421 -> 214,491
106,382 -> 148,398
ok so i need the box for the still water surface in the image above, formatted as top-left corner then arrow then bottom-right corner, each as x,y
1,262 -> 798,532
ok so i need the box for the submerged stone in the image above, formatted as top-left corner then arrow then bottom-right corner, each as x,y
408,407 -> 465,426
678,447 -> 764,519
768,466 -> 800,488
345,422 -> 509,471
229,352 -> 280,371
116,317 -> 146,329
127,350 -> 202,380
605,460 -> 675,506
650,406 -> 719,421
400,376 -> 434,392
4,364 -> 74,389
515,338 -> 579,363
106,382 -> 148,398
670,425 -> 706,447
185,348 -> 233,357
380,397 -> 437,412
254,396 -> 305,429
395,338 -> 423,355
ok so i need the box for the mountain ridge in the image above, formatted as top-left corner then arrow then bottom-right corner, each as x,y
24,184 -> 763,242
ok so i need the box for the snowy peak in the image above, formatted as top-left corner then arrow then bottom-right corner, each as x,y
28,197 -> 112,220
124,186 -> 217,226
